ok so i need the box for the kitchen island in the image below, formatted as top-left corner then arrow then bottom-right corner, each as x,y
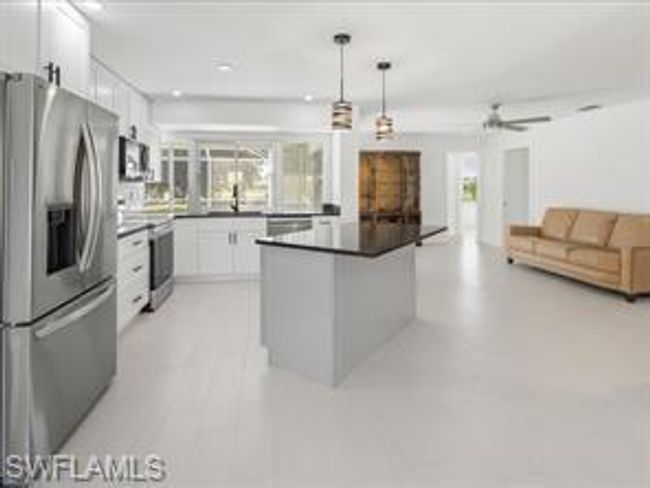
256,222 -> 446,386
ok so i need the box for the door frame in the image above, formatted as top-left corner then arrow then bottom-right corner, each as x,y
502,147 -> 531,228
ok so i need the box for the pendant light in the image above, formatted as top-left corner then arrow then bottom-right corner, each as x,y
375,61 -> 394,140
331,33 -> 353,130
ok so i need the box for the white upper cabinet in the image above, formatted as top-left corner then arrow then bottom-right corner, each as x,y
39,0 -> 90,96
90,61 -> 118,112
0,0 -> 39,73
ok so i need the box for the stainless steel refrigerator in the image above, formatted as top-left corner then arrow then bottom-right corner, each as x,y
0,73 -> 118,483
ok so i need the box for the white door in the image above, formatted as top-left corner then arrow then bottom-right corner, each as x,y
233,230 -> 264,275
197,232 -> 234,275
174,221 -> 198,276
446,155 -> 461,234
40,1 -> 90,96
503,148 -> 530,226
0,0 -> 38,73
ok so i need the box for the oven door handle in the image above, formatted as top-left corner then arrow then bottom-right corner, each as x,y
34,281 -> 115,340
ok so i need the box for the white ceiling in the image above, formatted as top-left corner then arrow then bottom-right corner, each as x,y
88,1 -> 650,132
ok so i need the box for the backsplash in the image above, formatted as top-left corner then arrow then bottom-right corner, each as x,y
118,181 -> 146,210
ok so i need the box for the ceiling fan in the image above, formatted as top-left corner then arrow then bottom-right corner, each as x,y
483,103 -> 551,132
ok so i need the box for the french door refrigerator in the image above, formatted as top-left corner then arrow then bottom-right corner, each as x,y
0,73 -> 118,484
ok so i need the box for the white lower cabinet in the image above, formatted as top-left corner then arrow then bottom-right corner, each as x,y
197,232 -> 233,275
233,229 -> 265,275
117,230 -> 150,333
174,217 -> 266,279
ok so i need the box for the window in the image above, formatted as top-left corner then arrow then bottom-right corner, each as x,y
198,142 -> 271,211
276,142 -> 323,211
145,139 -> 324,213
144,143 -> 190,212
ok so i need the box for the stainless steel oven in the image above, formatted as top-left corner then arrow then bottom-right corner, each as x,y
147,221 -> 174,310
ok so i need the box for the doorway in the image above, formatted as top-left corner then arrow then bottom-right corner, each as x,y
446,152 -> 480,241
503,147 -> 530,227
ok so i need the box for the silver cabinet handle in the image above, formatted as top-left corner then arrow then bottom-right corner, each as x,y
35,281 -> 115,340
132,294 -> 144,304
132,239 -> 144,247
132,265 -> 143,273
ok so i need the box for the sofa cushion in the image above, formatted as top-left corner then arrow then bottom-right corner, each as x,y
608,215 -> 650,248
568,210 -> 618,247
508,236 -> 537,253
535,239 -> 576,260
541,208 -> 578,240
568,247 -> 621,274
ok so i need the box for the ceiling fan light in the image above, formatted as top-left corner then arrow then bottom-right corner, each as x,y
375,114 -> 394,140
332,100 -> 353,130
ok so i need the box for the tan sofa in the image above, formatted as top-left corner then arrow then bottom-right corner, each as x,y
506,208 -> 650,302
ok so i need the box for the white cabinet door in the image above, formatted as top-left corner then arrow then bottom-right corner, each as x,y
114,82 -> 132,135
197,232 -> 233,275
40,1 -> 90,96
0,0 -> 38,73
92,61 -> 118,112
174,221 -> 198,276
233,230 -> 264,275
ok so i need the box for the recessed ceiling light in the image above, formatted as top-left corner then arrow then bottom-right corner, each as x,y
171,90 -> 183,98
217,63 -> 233,72
81,0 -> 103,11
303,94 -> 314,102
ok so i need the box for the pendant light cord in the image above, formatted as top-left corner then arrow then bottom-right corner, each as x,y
381,69 -> 386,115
339,44 -> 345,102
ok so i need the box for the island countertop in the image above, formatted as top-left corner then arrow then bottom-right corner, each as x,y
256,222 -> 446,258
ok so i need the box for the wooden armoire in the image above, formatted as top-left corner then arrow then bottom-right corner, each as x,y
359,151 -> 421,224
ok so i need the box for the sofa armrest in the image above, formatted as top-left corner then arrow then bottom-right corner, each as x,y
509,225 -> 541,237
620,247 -> 650,294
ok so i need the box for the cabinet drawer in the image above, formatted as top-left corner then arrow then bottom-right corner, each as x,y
118,230 -> 149,258
117,273 -> 149,333
118,249 -> 149,286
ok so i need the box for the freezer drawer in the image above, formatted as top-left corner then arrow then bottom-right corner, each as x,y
2,279 -> 117,477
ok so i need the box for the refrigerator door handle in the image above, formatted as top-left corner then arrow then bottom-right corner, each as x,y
78,122 -> 98,272
34,280 -> 116,340
84,122 -> 103,268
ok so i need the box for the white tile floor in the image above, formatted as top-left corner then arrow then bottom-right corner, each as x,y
63,237 -> 650,488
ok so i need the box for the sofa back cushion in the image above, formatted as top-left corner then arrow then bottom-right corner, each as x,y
541,208 -> 578,240
568,210 -> 618,247
608,215 -> 650,248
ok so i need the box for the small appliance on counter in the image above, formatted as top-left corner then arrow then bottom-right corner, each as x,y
118,136 -> 150,181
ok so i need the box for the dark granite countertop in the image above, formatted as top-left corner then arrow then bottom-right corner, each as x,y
255,223 -> 447,258
117,214 -> 174,239
117,222 -> 151,239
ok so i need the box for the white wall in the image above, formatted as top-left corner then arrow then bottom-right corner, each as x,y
480,97 -> 650,247
154,98 -> 329,133
360,133 -> 482,226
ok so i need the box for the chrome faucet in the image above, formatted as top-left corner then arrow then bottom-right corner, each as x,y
230,183 -> 240,213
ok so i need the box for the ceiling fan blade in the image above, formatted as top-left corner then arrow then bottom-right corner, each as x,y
504,116 -> 551,124
502,123 -> 528,132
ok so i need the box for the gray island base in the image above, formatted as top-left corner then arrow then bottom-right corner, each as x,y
257,223 -> 446,386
